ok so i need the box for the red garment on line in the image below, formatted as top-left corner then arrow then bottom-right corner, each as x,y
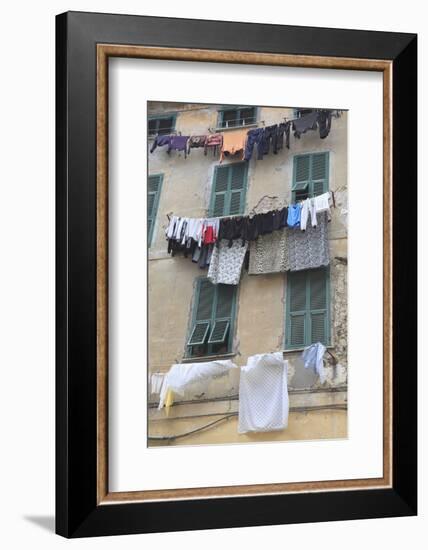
203,225 -> 217,244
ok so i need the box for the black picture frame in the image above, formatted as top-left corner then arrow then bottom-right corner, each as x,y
56,10 -> 417,538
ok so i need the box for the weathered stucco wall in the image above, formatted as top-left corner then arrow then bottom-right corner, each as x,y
147,102 -> 348,446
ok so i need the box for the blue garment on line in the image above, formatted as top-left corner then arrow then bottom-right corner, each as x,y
302,342 -> 326,383
287,204 -> 302,228
244,128 -> 265,161
150,134 -> 172,153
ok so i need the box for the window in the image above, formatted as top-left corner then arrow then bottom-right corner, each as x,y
187,279 -> 237,358
218,106 -> 256,129
285,268 -> 330,349
294,108 -> 314,118
148,114 -> 176,137
147,174 -> 163,247
292,152 -> 329,202
209,163 -> 248,217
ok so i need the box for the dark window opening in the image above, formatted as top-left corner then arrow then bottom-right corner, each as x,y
148,115 -> 175,136
218,107 -> 256,128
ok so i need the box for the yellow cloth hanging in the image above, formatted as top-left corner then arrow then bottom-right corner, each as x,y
164,388 -> 175,416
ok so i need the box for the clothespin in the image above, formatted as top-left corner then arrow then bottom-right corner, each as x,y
331,190 -> 336,208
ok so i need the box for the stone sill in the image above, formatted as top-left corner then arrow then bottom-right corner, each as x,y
215,123 -> 258,132
180,352 -> 237,364
281,346 -> 335,354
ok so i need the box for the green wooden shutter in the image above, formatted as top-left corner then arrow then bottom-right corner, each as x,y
208,284 -> 235,345
211,166 -> 229,217
309,269 -> 329,345
292,155 -> 310,201
229,163 -> 246,215
195,279 -> 215,322
210,163 -> 247,217
286,268 -> 330,348
311,153 -> 329,197
188,279 -> 215,347
292,152 -> 329,201
287,271 -> 308,348
188,280 -> 236,355
147,174 -> 163,247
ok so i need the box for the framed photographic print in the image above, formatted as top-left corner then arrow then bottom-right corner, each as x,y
56,11 -> 417,538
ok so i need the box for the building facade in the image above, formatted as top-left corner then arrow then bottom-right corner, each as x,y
147,102 -> 348,446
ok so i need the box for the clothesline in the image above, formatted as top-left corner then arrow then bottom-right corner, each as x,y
156,109 -> 342,136
166,191 -> 336,223
150,109 -> 337,161
165,194 -> 332,281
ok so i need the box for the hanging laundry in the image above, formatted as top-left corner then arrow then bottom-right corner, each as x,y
187,135 -> 207,153
219,129 -> 248,163
259,211 -> 276,235
287,203 -> 302,228
272,208 -> 286,231
165,215 -> 179,239
260,124 -> 278,157
218,216 -> 246,246
195,243 -> 213,269
248,227 -> 289,275
275,121 -> 291,152
150,134 -> 172,153
167,135 -> 190,158
202,218 -> 220,245
204,133 -> 223,156
238,352 -> 289,434
244,124 -> 289,161
241,214 -> 261,242
287,211 -> 330,271
317,110 -> 332,139
207,239 -> 248,285
313,191 -> 331,220
292,111 -> 319,138
185,217 -> 204,246
302,342 -> 327,383
243,127 -> 265,161
150,372 -> 166,395
300,197 -> 317,230
158,360 -> 237,411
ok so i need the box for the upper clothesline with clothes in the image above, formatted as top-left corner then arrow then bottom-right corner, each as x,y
150,109 -> 338,162
165,191 -> 334,284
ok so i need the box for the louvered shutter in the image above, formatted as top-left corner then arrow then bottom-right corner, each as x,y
292,153 -> 329,201
188,322 -> 210,345
287,271 -> 307,348
292,155 -> 310,201
229,163 -> 246,215
195,279 -> 215,321
210,163 -> 247,216
311,152 -> 329,197
208,284 -> 235,345
188,279 -> 215,347
208,320 -> 230,344
147,174 -> 163,246
309,269 -> 328,344
211,166 -> 229,216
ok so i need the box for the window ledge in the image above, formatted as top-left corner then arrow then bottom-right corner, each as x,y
181,352 -> 237,364
282,346 -> 334,354
215,123 -> 258,132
